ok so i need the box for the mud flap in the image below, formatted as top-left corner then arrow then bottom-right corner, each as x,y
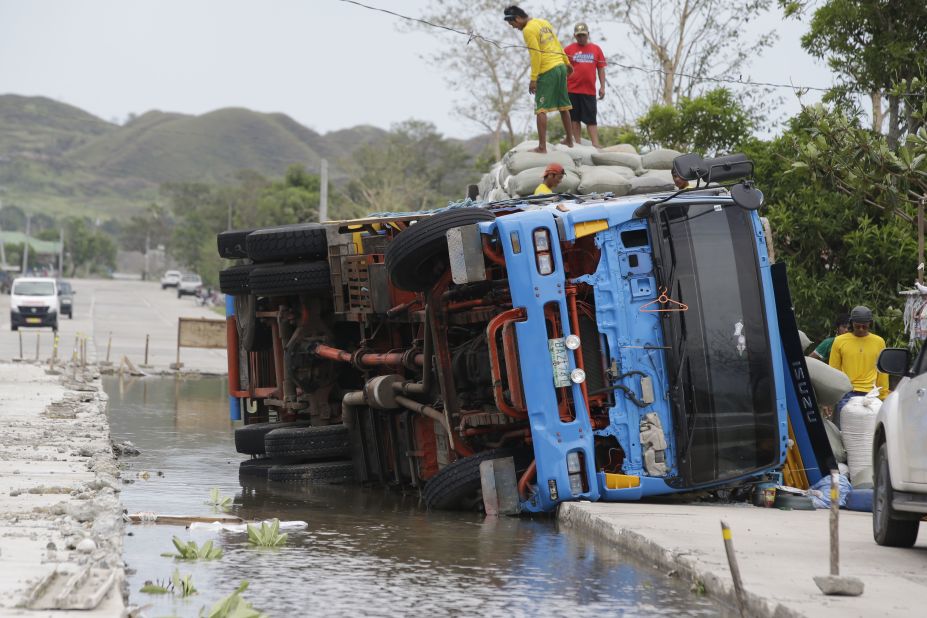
480,457 -> 520,515
770,262 -> 836,485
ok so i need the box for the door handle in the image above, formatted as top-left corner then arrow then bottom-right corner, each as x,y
917,388 -> 926,399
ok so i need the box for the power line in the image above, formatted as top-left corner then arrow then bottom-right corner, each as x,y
336,0 -> 926,97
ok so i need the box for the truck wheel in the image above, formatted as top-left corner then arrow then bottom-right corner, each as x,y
217,228 -> 255,259
264,424 -> 351,461
234,294 -> 272,352
385,208 -> 495,292
267,460 -> 355,484
235,421 -> 312,455
423,446 -> 532,511
220,264 -> 253,295
246,223 -> 327,263
249,261 -> 330,296
873,443 -> 920,547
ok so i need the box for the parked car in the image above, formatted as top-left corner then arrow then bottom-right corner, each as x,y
160,270 -> 182,289
10,277 -> 59,332
57,280 -> 74,319
177,273 -> 203,298
872,347 -> 927,547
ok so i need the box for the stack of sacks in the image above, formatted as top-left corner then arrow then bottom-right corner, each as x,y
476,141 -> 683,200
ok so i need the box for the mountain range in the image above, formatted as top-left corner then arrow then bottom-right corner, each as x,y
0,94 -> 487,219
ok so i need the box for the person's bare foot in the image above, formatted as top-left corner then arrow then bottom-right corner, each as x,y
531,146 -> 548,153
560,139 -> 574,147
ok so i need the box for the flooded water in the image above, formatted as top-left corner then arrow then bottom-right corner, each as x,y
105,376 -> 724,617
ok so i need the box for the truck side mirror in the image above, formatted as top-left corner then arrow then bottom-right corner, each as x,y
877,348 -> 910,377
731,181 -> 764,211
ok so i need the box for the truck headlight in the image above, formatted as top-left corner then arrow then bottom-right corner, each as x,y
533,228 -> 554,275
567,451 -> 581,473
569,472 -> 584,496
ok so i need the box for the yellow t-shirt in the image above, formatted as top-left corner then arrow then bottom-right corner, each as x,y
534,183 -> 553,195
829,332 -> 889,398
522,18 -> 568,80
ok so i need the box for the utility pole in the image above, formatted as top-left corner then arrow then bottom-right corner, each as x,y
227,200 -> 232,230
319,158 -> 329,223
919,197 -> 925,284
22,214 -> 30,275
0,193 -> 7,270
143,231 -> 150,281
58,228 -> 64,277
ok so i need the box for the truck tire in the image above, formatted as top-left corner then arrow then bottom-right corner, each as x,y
423,446 -> 532,511
219,264 -> 252,295
234,294 -> 272,352
249,262 -> 330,296
246,223 -> 327,263
264,424 -> 351,461
385,208 -> 495,292
235,421 -> 312,455
267,461 -> 355,484
217,229 -> 254,259
239,457 -> 283,479
873,443 -> 920,547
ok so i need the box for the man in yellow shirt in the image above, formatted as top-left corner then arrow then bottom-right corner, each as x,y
534,163 -> 565,194
504,5 -> 574,153
829,305 -> 889,427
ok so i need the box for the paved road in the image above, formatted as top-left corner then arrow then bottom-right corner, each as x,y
0,278 -> 228,373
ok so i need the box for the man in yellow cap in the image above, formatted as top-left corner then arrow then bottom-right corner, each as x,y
504,5 -> 575,154
564,22 -> 607,148
535,163 -> 565,194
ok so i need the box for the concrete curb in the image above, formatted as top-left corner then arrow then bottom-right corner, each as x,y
0,361 -> 126,614
558,502 -> 804,618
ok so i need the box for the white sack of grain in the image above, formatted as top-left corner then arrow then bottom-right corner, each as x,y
627,170 -> 675,194
641,148 -> 682,170
577,166 -> 633,196
591,151 -> 643,172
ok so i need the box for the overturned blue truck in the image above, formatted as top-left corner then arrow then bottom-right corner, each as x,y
219,152 -> 834,513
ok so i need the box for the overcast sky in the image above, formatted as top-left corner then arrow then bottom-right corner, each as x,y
0,0 -> 835,139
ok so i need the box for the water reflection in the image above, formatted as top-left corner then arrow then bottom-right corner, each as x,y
105,377 -> 722,617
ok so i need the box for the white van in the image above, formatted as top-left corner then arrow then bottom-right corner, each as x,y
10,277 -> 60,332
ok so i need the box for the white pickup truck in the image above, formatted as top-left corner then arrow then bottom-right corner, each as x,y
873,347 -> 927,547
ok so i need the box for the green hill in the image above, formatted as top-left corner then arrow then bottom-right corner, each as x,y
0,95 -> 487,221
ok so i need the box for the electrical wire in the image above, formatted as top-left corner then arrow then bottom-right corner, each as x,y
336,0 -> 927,97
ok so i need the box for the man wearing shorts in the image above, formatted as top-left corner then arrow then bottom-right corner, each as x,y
563,23 -> 607,148
504,5 -> 574,153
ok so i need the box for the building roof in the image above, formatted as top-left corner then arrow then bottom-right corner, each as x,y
0,231 -> 62,255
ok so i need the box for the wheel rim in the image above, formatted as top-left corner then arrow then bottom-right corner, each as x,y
875,456 -> 888,532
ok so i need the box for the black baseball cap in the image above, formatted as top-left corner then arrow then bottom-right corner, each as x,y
503,6 -> 527,21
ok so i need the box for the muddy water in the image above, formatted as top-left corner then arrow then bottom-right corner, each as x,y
106,376 -> 723,617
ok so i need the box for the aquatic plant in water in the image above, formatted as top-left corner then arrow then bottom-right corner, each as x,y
200,581 -> 266,618
206,487 -> 233,510
246,519 -> 287,547
139,569 -> 197,597
161,536 -> 223,560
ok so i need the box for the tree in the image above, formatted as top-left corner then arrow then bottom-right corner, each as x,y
637,88 -> 755,154
415,1 -> 579,160
61,217 -> 117,277
749,105 -> 922,345
345,120 -> 472,213
782,0 -> 927,143
119,203 -> 174,253
595,0 -> 776,113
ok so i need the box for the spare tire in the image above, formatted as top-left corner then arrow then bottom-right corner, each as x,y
267,461 -> 355,484
246,223 -> 328,262
264,423 -> 351,461
250,261 -> 331,296
234,294 -> 272,352
220,264 -> 253,295
217,229 -> 254,259
385,208 -> 495,292
234,420 -> 312,455
423,446 -> 533,511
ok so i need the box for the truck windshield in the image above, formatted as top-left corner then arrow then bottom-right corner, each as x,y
13,281 -> 55,296
653,202 -> 778,486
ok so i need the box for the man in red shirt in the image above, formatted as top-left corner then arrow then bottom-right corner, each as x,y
563,23 -> 607,148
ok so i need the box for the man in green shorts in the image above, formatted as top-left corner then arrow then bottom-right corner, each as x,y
504,5 -> 574,153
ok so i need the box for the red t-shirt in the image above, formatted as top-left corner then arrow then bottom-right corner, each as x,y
564,42 -> 606,96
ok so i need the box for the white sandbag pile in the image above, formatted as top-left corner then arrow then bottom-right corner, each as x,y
477,142 -> 682,200
807,357 -> 852,408
841,388 -> 882,488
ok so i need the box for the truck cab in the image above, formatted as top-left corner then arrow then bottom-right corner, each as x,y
220,152 -> 802,513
